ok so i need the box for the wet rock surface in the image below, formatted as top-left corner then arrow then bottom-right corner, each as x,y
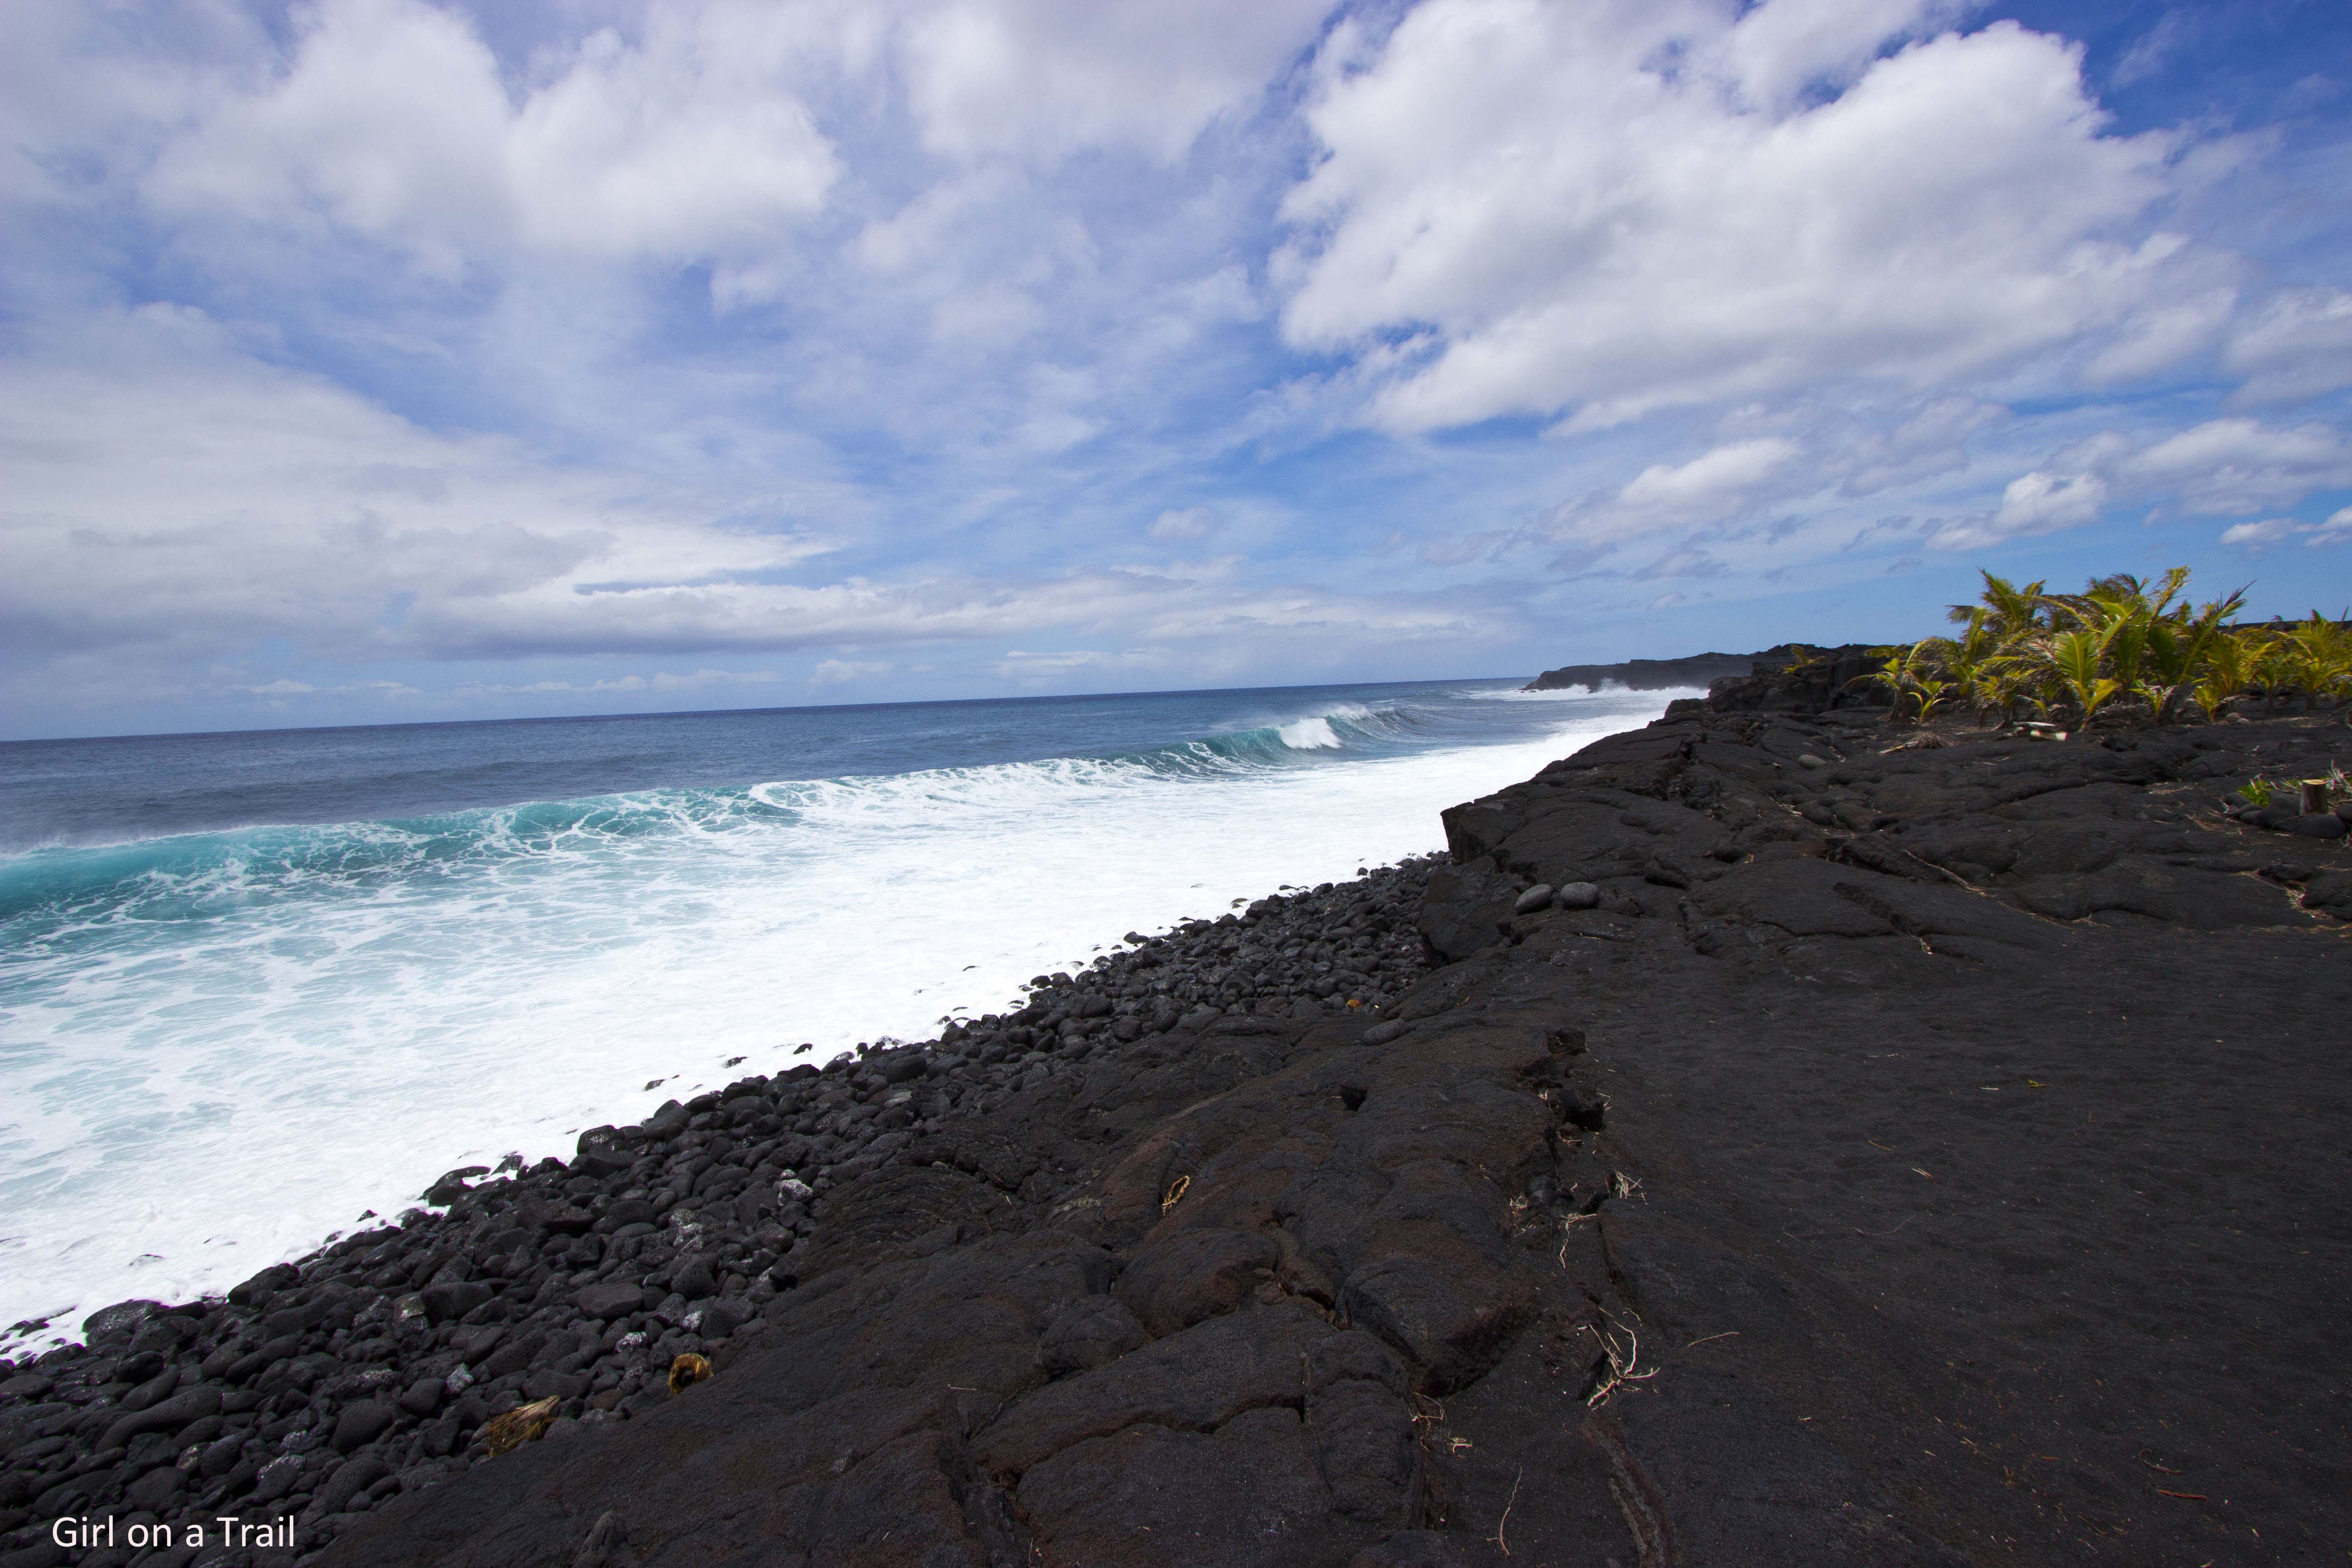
5,704 -> 2348,1567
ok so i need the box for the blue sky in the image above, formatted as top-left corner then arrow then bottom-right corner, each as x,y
3,0 -> 2348,739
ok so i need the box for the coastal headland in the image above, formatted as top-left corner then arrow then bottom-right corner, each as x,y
1519,643 -> 1887,699
4,675 -> 2348,1568
1523,651 -> 1761,693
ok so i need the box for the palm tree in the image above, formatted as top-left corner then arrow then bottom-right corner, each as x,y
1948,572 -> 2048,646
2192,623 -> 2255,722
1896,565 -> 2283,729
2044,627 -> 2123,725
1864,641 -> 1954,723
2281,612 -> 2352,707
2249,631 -> 2298,710
2142,583 -> 2250,724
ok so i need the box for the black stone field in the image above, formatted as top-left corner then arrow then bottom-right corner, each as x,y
4,676 -> 2348,1568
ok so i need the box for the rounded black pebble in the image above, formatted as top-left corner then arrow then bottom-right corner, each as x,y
2293,813 -> 2347,839
671,1257 -> 716,1302
575,1281 -> 646,1321
696,1298 -> 754,1340
333,1399 -> 398,1453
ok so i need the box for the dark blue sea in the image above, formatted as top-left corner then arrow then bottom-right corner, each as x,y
0,678 -> 1676,1348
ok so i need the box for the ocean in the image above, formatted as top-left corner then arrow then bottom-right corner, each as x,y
0,678 -> 1675,1352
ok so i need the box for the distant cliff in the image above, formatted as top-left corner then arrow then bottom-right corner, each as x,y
1522,651 -> 1759,692
1529,643 -> 1896,713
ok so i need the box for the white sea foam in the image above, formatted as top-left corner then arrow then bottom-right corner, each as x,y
0,687 -> 1668,1350
1275,716 -> 1344,749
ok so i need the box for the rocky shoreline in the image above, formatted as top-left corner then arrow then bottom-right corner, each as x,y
0,863 -> 1450,1568
5,686 -> 2349,1568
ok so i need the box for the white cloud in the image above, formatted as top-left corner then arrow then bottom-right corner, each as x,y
1509,393 -> 2019,567
1930,416 -> 2352,549
2220,507 -> 2352,550
2223,289 -> 2352,405
1534,435 -> 1805,551
1417,529 -> 1514,567
990,647 -> 1168,679
2124,417 -> 2352,513
809,658 -> 892,686
1543,399 -> 2004,557
1148,507 -> 1222,542
1992,470 -> 2110,534
2083,285 -> 2236,383
413,568 -> 1476,661
144,0 -> 841,286
1723,0 -> 1966,112
0,300 -> 1496,712
2112,10 -> 2188,88
0,304 -> 838,667
1617,439 -> 1800,517
456,669 -> 785,697
1835,397 -> 2009,496
2220,517 -> 2299,548
1278,0 -> 2200,433
898,0 -> 1330,164
853,169 -> 1015,275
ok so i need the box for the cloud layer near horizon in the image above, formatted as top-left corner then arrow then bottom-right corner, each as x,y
3,0 -> 2349,735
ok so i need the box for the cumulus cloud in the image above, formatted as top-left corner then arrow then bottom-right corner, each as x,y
1721,0 -> 1968,111
1278,0 -> 2201,433
127,0 -> 1334,294
144,0 -> 842,289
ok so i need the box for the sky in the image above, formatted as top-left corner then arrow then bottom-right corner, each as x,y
3,0 -> 2349,740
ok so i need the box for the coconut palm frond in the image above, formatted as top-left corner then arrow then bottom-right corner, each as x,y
2046,628 -> 2123,724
